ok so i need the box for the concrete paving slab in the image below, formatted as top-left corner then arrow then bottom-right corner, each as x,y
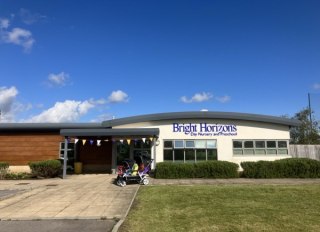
0,189 -> 22,200
0,219 -> 117,232
0,174 -> 139,221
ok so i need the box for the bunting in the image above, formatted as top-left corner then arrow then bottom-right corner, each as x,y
74,137 -> 155,146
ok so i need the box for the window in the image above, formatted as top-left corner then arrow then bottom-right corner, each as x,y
233,141 -> 243,155
164,140 -> 173,148
233,141 -> 242,148
132,139 -> 151,163
266,141 -> 277,154
174,140 -> 184,148
267,141 -> 276,148
195,140 -> 206,148
163,139 -> 217,162
277,141 -> 288,154
244,141 -> 254,148
207,140 -> 217,148
164,150 -> 173,161
174,150 -> 184,162
233,140 -> 290,156
255,141 -> 265,148
134,140 -> 151,149
185,140 -> 195,148
185,149 -> 195,162
196,149 -> 206,161
255,141 -> 266,154
207,149 -> 217,160
59,142 -> 75,167
243,141 -> 254,155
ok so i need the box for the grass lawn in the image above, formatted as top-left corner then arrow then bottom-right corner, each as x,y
120,184 -> 320,232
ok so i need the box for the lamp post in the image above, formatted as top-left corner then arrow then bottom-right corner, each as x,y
308,93 -> 313,144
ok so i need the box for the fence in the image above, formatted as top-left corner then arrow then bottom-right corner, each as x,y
289,145 -> 320,161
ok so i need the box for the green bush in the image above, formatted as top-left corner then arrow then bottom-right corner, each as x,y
29,160 -> 62,178
0,162 -> 9,179
241,158 -> 320,178
155,161 -> 239,179
5,172 -> 32,180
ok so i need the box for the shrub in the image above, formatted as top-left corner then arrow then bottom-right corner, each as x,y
155,161 -> 239,179
241,158 -> 320,178
29,160 -> 62,178
5,172 -> 32,180
0,162 -> 9,179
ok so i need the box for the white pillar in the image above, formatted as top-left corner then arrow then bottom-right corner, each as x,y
62,137 -> 68,179
152,137 -> 157,169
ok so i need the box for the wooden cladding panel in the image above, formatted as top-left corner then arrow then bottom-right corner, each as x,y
78,140 -> 112,165
0,141 -> 59,147
0,133 -> 63,165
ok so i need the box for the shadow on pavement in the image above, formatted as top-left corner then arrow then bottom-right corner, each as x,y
0,219 -> 117,232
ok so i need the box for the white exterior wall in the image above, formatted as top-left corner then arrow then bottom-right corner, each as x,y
114,119 -> 291,167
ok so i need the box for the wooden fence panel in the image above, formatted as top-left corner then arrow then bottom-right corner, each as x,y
289,145 -> 320,161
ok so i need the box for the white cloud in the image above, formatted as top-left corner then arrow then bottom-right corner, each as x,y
180,92 -> 213,103
216,95 -> 231,103
25,100 -> 96,123
90,113 -> 113,122
1,27 -> 35,51
313,83 -> 320,90
19,8 -> 46,25
0,86 -> 18,114
0,86 -> 19,122
108,90 -> 129,103
0,18 -> 10,29
0,17 -> 35,51
47,72 -> 69,87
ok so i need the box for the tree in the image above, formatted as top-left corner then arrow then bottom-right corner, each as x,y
290,108 -> 320,144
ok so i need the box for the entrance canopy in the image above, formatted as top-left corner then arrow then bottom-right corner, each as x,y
60,128 -> 159,137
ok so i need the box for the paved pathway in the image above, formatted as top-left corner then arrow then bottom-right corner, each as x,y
0,174 -> 139,221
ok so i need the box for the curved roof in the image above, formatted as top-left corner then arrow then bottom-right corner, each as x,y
102,111 -> 301,127
60,128 -> 159,137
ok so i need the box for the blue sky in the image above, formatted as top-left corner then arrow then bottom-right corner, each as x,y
0,0 -> 320,122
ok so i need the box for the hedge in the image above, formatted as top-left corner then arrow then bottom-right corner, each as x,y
29,160 -> 62,178
155,161 -> 239,179
0,162 -> 9,179
241,158 -> 320,178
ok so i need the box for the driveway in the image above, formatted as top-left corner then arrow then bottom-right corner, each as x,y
0,174 -> 139,220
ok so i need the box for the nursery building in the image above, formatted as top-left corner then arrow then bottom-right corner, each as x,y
0,111 -> 300,176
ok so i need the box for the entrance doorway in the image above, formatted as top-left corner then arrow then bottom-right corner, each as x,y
116,139 -> 152,164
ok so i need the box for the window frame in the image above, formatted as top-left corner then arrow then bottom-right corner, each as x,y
232,139 -> 290,156
163,139 -> 217,162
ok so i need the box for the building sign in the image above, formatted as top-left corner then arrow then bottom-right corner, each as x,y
172,123 -> 237,136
